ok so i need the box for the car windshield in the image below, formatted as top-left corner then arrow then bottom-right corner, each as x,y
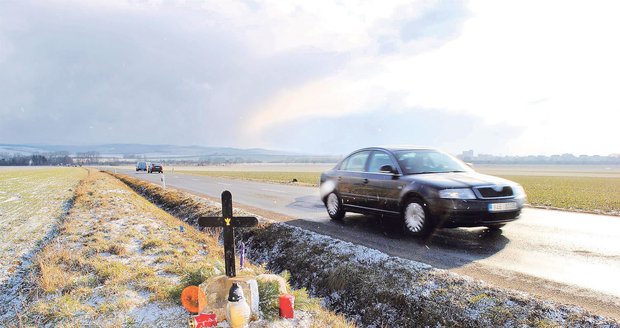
395,150 -> 472,175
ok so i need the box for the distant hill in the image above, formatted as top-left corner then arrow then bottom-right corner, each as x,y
0,144 -> 295,155
0,144 -> 340,163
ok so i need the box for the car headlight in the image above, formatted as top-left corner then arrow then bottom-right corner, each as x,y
512,185 -> 527,199
438,188 -> 476,200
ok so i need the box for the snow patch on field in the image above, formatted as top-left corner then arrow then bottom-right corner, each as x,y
2,195 -> 20,203
129,303 -> 188,326
0,169 -> 84,322
100,189 -> 130,194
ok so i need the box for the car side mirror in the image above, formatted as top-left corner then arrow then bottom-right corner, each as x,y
379,165 -> 397,174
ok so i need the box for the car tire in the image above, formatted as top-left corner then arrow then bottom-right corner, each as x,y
402,198 -> 434,237
325,192 -> 345,220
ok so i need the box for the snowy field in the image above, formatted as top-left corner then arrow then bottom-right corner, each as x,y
0,167 -> 85,286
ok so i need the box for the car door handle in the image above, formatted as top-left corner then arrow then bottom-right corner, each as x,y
363,178 -> 369,184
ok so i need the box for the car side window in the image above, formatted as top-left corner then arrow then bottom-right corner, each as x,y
367,151 -> 394,173
341,151 -> 370,172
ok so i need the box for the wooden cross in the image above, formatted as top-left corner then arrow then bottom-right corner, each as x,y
198,191 -> 258,277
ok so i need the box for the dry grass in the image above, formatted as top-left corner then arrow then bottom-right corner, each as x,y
177,170 -> 321,186
6,169 -> 352,327
111,171 -> 355,327
15,171 -> 195,325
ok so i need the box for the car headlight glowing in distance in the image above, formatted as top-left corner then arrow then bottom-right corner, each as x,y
438,188 -> 476,200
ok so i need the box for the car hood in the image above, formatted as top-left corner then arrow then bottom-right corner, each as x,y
404,172 -> 515,188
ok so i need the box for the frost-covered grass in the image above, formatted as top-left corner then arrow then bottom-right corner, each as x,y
239,223 -> 620,327
0,168 -> 85,285
20,171 -> 227,326
111,172 -> 354,328
1,170 -> 352,327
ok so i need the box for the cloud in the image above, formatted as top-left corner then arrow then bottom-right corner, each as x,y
1,0 -> 617,155
245,0 -> 470,140
0,1 -> 347,146
244,0 -> 620,155
257,107 -> 523,155
0,0 -> 466,149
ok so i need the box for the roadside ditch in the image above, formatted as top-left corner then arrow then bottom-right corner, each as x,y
110,172 -> 619,328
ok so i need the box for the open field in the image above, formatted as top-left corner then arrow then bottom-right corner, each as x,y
1,170 -> 351,327
169,164 -> 620,215
0,167 -> 86,285
500,175 -> 620,214
475,164 -> 620,178
177,170 -> 321,185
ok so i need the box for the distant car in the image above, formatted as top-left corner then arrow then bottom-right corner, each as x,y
148,163 -> 163,173
319,146 -> 527,236
136,161 -> 147,171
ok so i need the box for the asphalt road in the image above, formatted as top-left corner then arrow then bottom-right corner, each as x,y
110,168 -> 620,319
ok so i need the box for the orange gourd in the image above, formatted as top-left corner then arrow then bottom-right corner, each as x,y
181,286 -> 207,314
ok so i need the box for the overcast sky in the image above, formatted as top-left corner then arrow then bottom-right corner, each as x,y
1,0 -> 618,155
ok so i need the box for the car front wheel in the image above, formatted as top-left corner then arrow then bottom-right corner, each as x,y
325,192 -> 345,220
402,198 -> 433,237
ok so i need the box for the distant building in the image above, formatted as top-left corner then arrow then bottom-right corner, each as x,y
459,150 -> 474,161
456,150 -> 620,165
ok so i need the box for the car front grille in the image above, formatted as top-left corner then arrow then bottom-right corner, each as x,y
474,186 -> 513,199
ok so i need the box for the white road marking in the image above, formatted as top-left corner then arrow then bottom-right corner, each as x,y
218,182 -> 232,186
262,188 -> 286,194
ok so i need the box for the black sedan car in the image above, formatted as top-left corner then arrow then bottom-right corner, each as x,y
148,163 -> 163,173
319,147 -> 526,236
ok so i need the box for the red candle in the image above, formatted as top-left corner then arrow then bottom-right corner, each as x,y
189,312 -> 217,328
279,294 -> 295,319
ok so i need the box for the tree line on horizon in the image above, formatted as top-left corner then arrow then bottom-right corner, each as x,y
458,151 -> 620,165
0,151 -> 99,166
2,150 -> 619,167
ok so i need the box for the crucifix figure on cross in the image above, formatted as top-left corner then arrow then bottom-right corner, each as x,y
198,191 -> 258,277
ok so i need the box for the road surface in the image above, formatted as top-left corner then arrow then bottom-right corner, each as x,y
109,168 -> 620,319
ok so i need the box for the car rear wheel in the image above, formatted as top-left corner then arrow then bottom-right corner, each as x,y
325,192 -> 345,220
402,198 -> 433,236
